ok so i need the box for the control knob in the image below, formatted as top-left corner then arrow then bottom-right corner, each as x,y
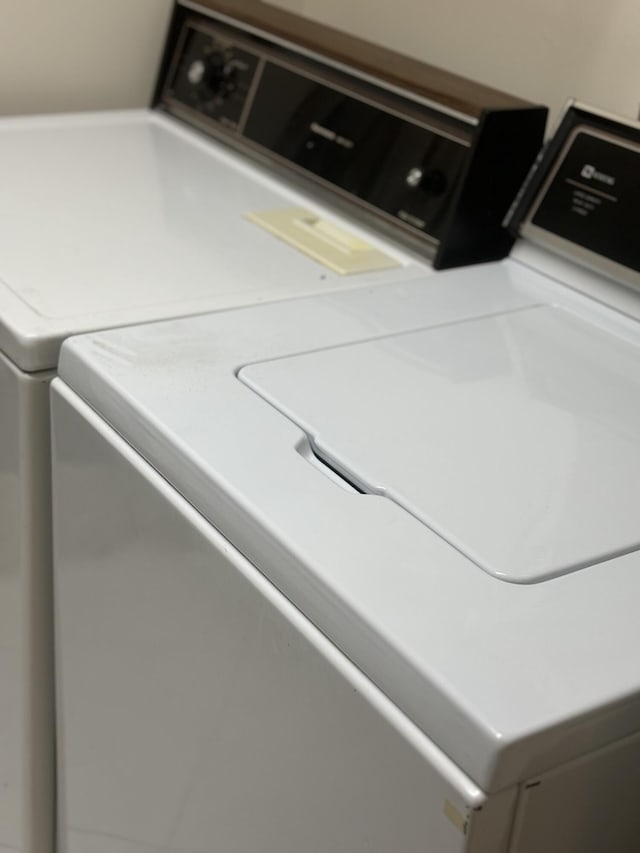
405,167 -> 447,196
186,50 -> 237,101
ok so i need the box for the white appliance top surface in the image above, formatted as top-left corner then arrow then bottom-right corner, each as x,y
0,109 -> 423,371
58,261 -> 640,793
239,304 -> 640,584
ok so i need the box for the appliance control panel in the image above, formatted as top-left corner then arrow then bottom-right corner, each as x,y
509,103 -> 640,292
157,4 -> 547,269
168,24 -> 261,130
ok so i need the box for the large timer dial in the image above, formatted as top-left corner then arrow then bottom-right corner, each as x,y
169,26 -> 261,127
187,49 -> 238,103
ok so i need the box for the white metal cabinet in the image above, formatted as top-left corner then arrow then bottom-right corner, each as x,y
0,107 -> 427,853
51,382 -> 518,853
0,352 -> 54,853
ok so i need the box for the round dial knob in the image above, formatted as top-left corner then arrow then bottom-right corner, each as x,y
187,59 -> 206,85
405,167 -> 447,196
187,52 -> 237,101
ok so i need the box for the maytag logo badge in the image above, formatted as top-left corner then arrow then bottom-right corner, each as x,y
581,163 -> 616,186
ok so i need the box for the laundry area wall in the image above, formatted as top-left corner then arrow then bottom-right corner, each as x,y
270,0 -> 640,122
0,0 -> 638,123
0,0 -> 172,115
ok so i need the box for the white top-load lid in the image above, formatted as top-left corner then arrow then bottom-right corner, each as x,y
0,110 -> 422,372
240,303 -> 640,583
58,264 -> 640,790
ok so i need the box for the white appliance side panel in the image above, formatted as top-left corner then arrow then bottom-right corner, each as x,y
0,351 -> 55,853
51,381 -> 518,853
0,352 -> 21,851
509,729 -> 640,853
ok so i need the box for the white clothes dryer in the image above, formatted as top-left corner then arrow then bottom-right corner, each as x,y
0,2 -> 545,851
51,103 -> 640,853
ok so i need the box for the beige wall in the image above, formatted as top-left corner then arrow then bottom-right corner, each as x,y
269,0 -> 640,123
1,0 -> 638,122
0,0 -> 172,116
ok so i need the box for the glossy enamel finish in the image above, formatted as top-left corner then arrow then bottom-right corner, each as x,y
0,353 -> 54,853
0,354 -> 21,852
0,110 -> 424,372
56,262 -> 640,792
0,106 -> 430,853
52,385 -> 518,853
240,303 -> 640,583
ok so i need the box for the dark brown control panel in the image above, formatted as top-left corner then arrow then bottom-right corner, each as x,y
156,1 -> 548,269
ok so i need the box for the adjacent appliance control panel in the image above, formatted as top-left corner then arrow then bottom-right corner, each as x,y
508,102 -> 640,292
156,1 -> 548,268
168,24 -> 261,129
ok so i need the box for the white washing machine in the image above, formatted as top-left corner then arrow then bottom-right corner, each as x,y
51,103 -> 640,852
0,3 -> 546,851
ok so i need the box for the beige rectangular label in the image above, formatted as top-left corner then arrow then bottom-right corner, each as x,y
246,207 -> 401,275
